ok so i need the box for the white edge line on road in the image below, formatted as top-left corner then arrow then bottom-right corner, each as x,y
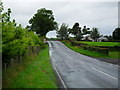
48,41 -> 53,56
91,67 -> 117,80
47,41 -> 52,48
48,41 -> 67,89
53,63 -> 67,89
79,62 -> 85,65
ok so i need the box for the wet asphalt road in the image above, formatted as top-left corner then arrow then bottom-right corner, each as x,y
48,41 -> 118,88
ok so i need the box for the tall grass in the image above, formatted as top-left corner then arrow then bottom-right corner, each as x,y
3,45 -> 57,88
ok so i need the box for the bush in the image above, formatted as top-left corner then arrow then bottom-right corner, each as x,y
83,46 -> 109,55
2,8 -> 44,66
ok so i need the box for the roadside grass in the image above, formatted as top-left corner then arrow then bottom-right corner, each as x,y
109,51 -> 120,59
75,41 -> 120,46
3,45 -> 57,88
0,43 -> 1,53
62,41 -> 119,59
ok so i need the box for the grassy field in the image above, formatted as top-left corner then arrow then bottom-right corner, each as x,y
62,41 -> 119,59
75,41 -> 120,46
3,45 -> 57,88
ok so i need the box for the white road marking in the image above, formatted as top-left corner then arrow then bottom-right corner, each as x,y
53,62 -> 67,89
73,59 -> 85,65
50,52 -> 52,56
91,67 -> 117,80
51,57 -> 67,89
79,62 -> 85,65
62,51 -> 85,66
49,50 -> 53,56
48,41 -> 52,48
48,41 -> 53,56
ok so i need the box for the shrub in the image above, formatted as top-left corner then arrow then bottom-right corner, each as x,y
2,8 -> 44,66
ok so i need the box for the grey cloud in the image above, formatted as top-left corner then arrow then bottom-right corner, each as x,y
46,30 -> 57,38
3,1 -> 118,37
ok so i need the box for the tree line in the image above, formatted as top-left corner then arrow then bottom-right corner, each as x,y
1,2 -> 120,66
1,2 -> 58,65
56,23 -> 120,42
2,8 -> 44,65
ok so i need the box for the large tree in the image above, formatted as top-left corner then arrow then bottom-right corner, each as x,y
104,35 -> 113,41
82,26 -> 91,35
69,22 -> 91,41
112,27 -> 120,40
57,23 -> 69,40
29,8 -> 57,36
90,27 -> 100,41
69,22 -> 82,41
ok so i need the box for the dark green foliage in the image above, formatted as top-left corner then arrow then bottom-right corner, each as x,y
29,8 -> 58,36
69,22 -> 91,41
82,26 -> 91,35
2,8 -> 44,64
90,27 -> 100,41
112,27 -> 120,40
83,46 -> 109,55
70,22 -> 81,35
57,23 -> 69,40
0,2 -> 3,13
104,35 -> 113,41
69,22 -> 82,41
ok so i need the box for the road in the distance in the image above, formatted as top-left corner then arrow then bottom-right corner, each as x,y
48,41 -> 118,88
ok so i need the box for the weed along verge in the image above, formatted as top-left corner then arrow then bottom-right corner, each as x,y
3,45 -> 57,88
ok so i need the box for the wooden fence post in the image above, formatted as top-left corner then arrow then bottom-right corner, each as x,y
16,56 -> 19,63
10,58 -> 14,65
4,63 -> 7,72
20,55 -> 22,63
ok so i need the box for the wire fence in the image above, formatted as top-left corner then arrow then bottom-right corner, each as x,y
2,46 -> 41,70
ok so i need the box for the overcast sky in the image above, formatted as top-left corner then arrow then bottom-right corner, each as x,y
3,0 -> 119,38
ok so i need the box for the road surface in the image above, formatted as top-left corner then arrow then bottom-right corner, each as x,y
48,41 -> 118,88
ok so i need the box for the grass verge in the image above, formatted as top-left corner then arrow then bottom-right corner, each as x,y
62,41 -> 119,59
3,45 -> 57,88
75,41 -> 120,46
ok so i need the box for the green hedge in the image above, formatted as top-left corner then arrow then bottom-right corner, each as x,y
84,46 -> 109,55
2,8 -> 44,66
70,41 -> 109,55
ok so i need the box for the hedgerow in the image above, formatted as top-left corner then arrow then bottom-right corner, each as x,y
2,8 -> 44,64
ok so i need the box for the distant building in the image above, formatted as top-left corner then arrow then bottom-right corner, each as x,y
43,39 -> 47,43
97,36 -> 108,42
81,34 -> 94,42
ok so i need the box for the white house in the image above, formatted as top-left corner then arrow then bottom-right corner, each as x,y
81,34 -> 94,42
97,36 -> 108,42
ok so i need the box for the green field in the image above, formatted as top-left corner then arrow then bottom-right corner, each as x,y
3,45 -> 57,88
62,41 -> 119,59
75,41 -> 120,46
